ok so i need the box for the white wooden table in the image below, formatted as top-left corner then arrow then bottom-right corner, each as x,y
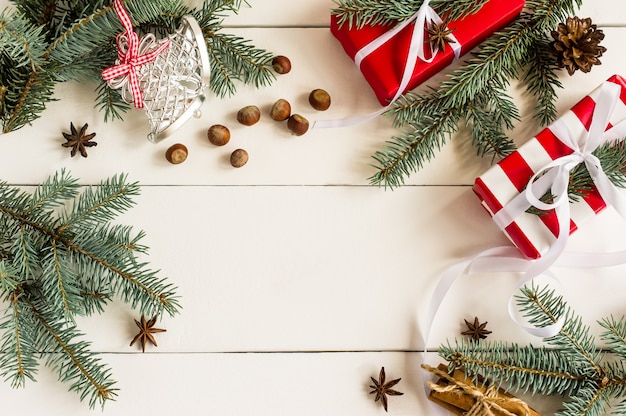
2,1 -> 626,414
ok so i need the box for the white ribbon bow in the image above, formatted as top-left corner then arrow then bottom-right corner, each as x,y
314,0 -> 460,128
421,80 -> 626,416
492,80 -> 626,281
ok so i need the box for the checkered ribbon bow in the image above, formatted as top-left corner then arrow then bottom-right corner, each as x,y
101,0 -> 170,108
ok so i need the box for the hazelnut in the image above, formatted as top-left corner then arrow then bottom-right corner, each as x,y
165,143 -> 188,164
237,105 -> 261,126
207,124 -> 230,146
287,114 -> 309,136
309,88 -> 331,111
269,99 -> 291,121
230,148 -> 249,168
271,55 -> 291,74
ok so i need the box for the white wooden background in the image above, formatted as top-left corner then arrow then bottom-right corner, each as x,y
2,1 -> 626,414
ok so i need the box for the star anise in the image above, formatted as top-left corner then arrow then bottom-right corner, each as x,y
462,317 -> 492,340
425,20 -> 456,53
369,367 -> 404,412
130,315 -> 166,352
62,122 -> 97,157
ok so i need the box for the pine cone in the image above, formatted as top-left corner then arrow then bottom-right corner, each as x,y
550,16 -> 606,75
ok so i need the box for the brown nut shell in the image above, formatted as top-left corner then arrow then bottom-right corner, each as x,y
272,55 -> 292,74
207,124 -> 231,146
165,143 -> 188,164
308,89 -> 331,111
237,105 -> 261,126
287,114 -> 309,136
230,149 -> 249,168
270,99 -> 291,121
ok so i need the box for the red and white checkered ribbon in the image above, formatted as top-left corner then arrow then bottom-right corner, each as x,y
101,0 -> 170,108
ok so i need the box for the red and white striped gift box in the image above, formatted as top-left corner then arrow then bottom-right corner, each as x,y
473,75 -> 626,259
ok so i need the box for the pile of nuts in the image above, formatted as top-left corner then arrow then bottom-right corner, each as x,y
165,55 -> 332,168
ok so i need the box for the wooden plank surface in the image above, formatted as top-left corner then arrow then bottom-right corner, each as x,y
1,0 -> 626,415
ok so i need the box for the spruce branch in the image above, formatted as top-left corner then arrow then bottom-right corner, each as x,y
0,10 -> 56,133
438,284 -> 626,416
0,171 -> 180,406
46,0 -> 173,81
521,37 -> 562,126
334,0 -> 585,187
205,32 -> 275,98
1,0 -> 275,131
0,290 -> 39,389
27,294 -> 118,408
95,81 -> 130,122
370,92 -> 463,188
331,0 -> 489,29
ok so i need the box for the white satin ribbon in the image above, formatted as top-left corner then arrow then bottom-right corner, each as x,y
420,80 -> 626,413
314,0 -> 460,129
492,80 -> 626,281
419,246 -> 564,416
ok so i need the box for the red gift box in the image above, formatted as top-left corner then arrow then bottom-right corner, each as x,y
330,0 -> 524,105
473,75 -> 626,259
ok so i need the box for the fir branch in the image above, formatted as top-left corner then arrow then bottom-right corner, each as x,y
517,285 -> 604,373
205,32 -> 275,98
27,169 -> 80,215
77,288 -> 112,316
46,0 -> 174,81
0,173 -> 179,317
40,239 -> 82,322
464,87 -> 518,158
0,261 -> 20,293
370,96 -> 463,188
1,66 -> 56,133
26,295 -> 118,408
331,0 -> 489,29
1,0 -> 275,130
59,174 -> 138,233
599,316 -> 626,360
441,341 -> 584,395
438,284 -> 626,415
10,224 -> 41,280
0,10 -> 48,70
204,0 -> 250,15
0,11 -> 56,132
521,37 -> 562,126
65,234 -> 180,317
12,0 -> 57,32
367,0 -> 584,187
95,81 -> 130,122
0,291 -> 39,388
0,171 -> 180,406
